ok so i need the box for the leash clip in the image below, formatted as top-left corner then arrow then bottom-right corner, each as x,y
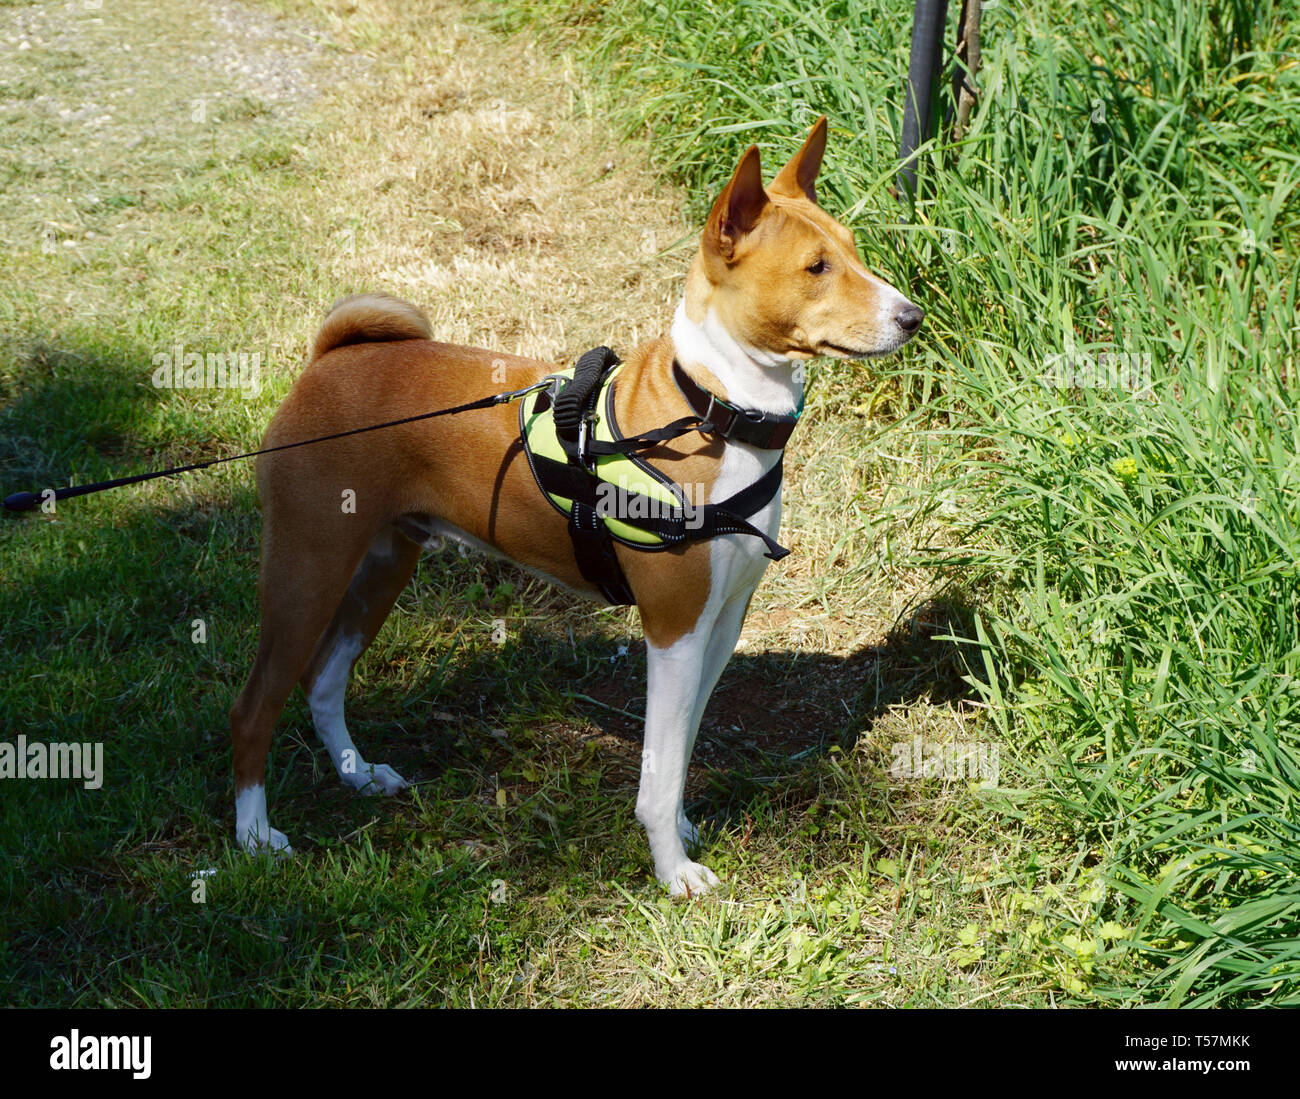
496,377 -> 555,405
577,415 -> 598,473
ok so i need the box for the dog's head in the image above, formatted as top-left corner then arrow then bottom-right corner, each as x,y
687,116 -> 923,362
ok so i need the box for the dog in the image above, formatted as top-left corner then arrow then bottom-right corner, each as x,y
229,117 -> 923,895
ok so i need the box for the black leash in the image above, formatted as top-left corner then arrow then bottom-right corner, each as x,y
1,379 -> 551,513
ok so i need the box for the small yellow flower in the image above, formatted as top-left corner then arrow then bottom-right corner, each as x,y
1111,456 -> 1139,483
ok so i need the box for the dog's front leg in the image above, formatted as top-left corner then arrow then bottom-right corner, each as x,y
637,590 -> 751,896
638,630 -> 718,896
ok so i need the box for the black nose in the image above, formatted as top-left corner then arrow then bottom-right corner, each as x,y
895,304 -> 924,334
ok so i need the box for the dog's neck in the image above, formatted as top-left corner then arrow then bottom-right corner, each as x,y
669,298 -> 803,416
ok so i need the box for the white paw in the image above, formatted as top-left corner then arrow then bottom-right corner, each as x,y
346,762 -> 408,796
662,861 -> 720,898
240,826 -> 294,856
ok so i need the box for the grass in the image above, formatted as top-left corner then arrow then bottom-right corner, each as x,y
2,0 -> 1294,1008
0,0 -> 1027,1008
502,0 -> 1300,1005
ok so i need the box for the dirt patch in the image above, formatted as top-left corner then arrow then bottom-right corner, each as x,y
0,0 -> 366,256
206,0 -> 370,111
0,0 -> 358,132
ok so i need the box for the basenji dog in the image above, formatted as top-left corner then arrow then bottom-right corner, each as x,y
230,117 -> 923,895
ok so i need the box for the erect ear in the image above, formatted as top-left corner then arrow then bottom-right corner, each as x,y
704,144 -> 768,261
769,115 -> 827,203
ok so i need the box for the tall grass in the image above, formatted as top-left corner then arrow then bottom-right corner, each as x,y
510,0 -> 1300,1003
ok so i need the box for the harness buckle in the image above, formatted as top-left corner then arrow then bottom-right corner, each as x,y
700,394 -> 726,438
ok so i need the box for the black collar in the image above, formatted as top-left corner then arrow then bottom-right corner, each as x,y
671,359 -> 799,450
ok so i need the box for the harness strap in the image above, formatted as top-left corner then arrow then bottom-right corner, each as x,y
671,359 -> 799,450
568,500 -> 636,605
558,414 -> 714,463
531,452 -> 789,558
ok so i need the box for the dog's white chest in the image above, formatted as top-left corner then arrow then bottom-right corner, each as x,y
707,441 -> 783,602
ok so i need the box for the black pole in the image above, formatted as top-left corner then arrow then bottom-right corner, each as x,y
898,0 -> 948,200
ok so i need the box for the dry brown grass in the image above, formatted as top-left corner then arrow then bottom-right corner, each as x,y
291,0 -> 688,361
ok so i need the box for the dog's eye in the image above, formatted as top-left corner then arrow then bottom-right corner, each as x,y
806,258 -> 829,275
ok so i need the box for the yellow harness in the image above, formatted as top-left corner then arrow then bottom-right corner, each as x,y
521,363 -> 686,548
517,349 -> 791,605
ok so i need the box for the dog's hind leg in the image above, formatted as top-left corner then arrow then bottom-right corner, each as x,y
230,527 -> 374,854
299,524 -> 421,795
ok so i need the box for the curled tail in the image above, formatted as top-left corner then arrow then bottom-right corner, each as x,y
311,293 -> 433,361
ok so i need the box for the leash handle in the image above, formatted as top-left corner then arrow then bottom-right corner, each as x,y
3,462 -> 217,512
554,346 -> 619,440
3,491 -> 44,512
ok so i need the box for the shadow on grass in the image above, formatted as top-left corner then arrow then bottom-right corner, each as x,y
1,459 -> 980,863
0,331 -> 169,492
0,436 -> 980,1006
331,560 -> 983,843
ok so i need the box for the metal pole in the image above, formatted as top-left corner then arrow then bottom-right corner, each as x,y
898,0 -> 948,200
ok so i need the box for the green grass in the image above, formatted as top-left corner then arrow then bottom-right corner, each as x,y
3,0 -> 1296,1007
509,0 -> 1300,1004
1,0 -> 1055,1008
